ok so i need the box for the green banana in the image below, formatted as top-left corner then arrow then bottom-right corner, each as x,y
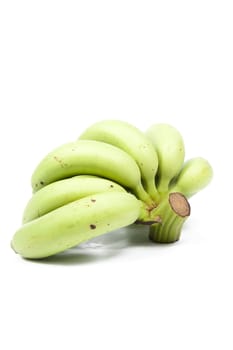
146,123 -> 185,194
23,175 -> 126,223
31,140 -> 153,204
79,120 -> 159,202
11,192 -> 141,259
170,157 -> 213,198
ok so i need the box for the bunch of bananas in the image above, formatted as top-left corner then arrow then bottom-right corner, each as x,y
11,120 -> 213,259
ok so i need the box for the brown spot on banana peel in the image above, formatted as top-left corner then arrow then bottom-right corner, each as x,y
90,224 -> 96,229
53,156 -> 69,168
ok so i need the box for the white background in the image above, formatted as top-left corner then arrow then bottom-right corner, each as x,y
0,1 -> 232,349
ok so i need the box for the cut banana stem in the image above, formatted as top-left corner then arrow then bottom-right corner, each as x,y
31,140 -> 153,205
23,175 -> 126,223
12,192 -> 141,259
146,123 -> 185,194
171,157 -> 213,198
79,120 -> 160,202
149,192 -> 190,243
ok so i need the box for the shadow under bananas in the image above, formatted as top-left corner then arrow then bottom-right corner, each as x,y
28,224 -> 177,266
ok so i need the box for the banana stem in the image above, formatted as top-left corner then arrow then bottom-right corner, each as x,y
134,183 -> 155,206
144,179 -> 160,204
157,177 -> 169,194
149,192 -> 191,243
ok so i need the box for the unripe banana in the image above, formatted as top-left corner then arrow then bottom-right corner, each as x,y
79,120 -> 159,202
31,140 -> 153,204
146,123 -> 185,194
23,175 -> 126,223
171,157 -> 213,198
11,192 -> 141,259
